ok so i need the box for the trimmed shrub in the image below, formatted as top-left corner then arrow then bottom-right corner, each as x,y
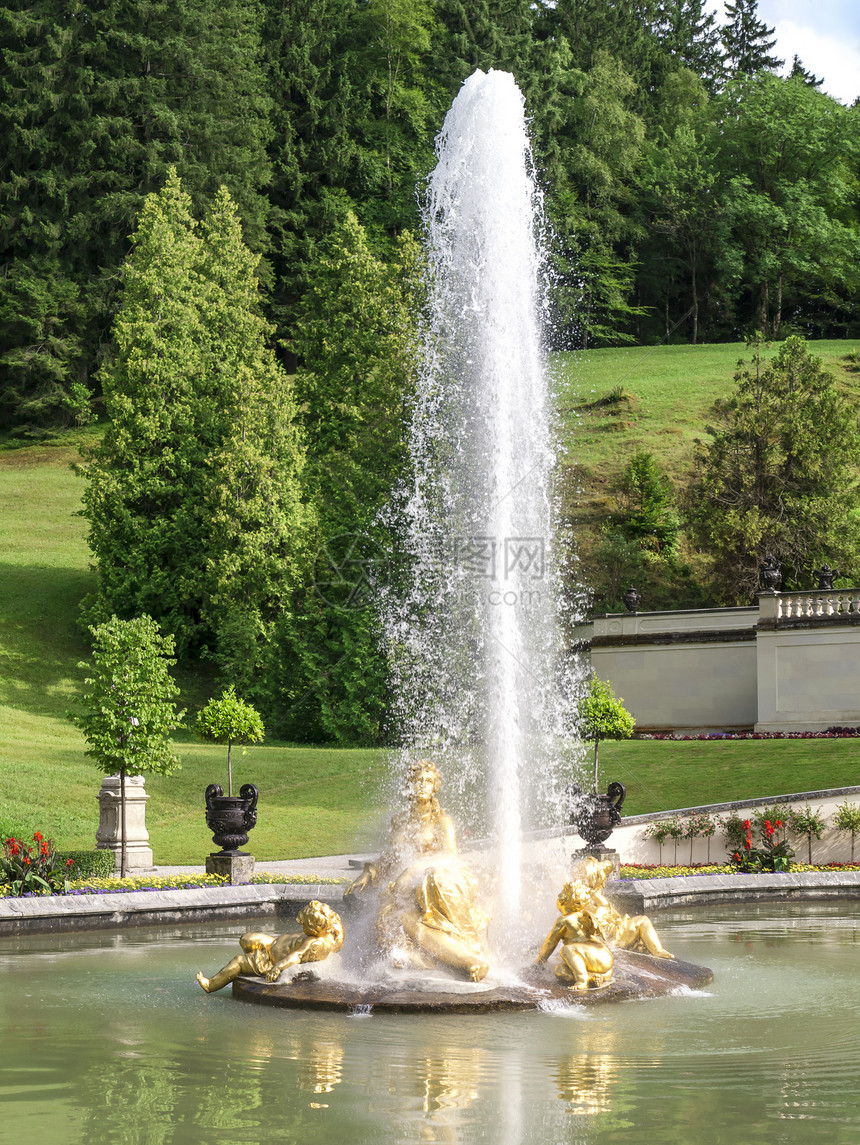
62,850 -> 116,879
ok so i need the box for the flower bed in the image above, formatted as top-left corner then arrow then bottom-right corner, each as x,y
0,872 -> 352,898
638,725 -> 860,740
619,862 -> 860,880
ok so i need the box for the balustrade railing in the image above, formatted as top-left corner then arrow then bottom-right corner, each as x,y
776,590 -> 860,621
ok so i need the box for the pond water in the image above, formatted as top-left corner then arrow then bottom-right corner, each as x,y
2,902 -> 859,1143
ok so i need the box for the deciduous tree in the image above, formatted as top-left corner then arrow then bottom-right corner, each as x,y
72,615 -> 184,877
196,686 -> 265,797
578,675 -> 635,793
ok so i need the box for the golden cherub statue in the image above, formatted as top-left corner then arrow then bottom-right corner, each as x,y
196,900 -> 344,992
345,759 -> 490,982
571,855 -> 674,958
537,880 -> 614,990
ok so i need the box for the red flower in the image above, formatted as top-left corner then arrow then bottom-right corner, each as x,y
10,842 -> 19,856
742,820 -> 751,830
733,852 -> 741,861
40,843 -> 49,856
775,820 -> 782,828
23,856 -> 30,865
66,858 -> 74,867
33,831 -> 42,841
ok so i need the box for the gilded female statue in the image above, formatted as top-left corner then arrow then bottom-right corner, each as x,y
345,760 -> 490,982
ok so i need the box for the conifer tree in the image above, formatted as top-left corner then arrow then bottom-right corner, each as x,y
263,0 -> 359,358
720,0 -> 782,77
281,211 -> 422,743
654,0 -> 724,90
788,55 -> 823,88
197,187 -> 312,698
690,336 -> 860,600
81,172 -> 309,704
432,0 -> 535,97
0,0 -> 272,431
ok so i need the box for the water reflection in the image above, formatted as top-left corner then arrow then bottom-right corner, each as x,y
3,906 -> 860,1143
555,1053 -> 614,1117
298,1041 -> 344,1099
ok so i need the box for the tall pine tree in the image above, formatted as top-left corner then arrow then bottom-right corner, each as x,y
654,0 -> 724,91
0,0 -> 273,432
720,0 -> 782,77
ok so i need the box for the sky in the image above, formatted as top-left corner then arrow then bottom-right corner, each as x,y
703,0 -> 860,104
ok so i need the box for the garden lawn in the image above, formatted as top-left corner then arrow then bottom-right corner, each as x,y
0,439 -> 388,862
4,368 -> 860,863
597,736 -> 860,818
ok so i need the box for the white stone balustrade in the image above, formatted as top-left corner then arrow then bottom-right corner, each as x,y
579,588 -> 860,733
776,590 -> 860,621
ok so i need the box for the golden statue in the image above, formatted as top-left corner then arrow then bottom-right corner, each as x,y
537,880 -> 614,990
572,856 -> 674,958
196,900 -> 344,992
345,759 -> 490,982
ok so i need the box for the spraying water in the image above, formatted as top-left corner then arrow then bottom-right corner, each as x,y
380,70 -> 581,963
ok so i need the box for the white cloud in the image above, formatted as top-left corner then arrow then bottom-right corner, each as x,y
770,19 -> 859,104
702,0 -> 859,103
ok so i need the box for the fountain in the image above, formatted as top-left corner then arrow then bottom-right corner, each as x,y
6,70 -> 858,1143
208,70 -> 711,1010
5,904 -> 860,1140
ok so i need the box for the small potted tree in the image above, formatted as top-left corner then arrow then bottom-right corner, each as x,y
197,686 -> 264,881
73,615 -> 184,877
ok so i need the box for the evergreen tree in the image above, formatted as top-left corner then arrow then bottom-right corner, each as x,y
196,186 -> 313,699
81,172 -> 309,705
264,0 -> 365,361
788,54 -> 823,88
347,0 -> 440,237
431,0 -> 535,98
282,211 -> 422,743
0,0 -> 273,432
720,0 -> 782,77
690,336 -> 860,601
264,0 -> 437,362
537,0 -> 671,121
612,452 -> 680,555
654,0 -> 724,90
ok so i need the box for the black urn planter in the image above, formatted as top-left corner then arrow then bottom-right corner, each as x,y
570,781 -> 626,848
204,783 -> 259,854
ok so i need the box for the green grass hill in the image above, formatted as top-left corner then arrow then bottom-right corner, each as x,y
554,338 -> 860,521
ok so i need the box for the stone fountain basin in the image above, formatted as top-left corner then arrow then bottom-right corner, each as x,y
232,949 -> 712,1013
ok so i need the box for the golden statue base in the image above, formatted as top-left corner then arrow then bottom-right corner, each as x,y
230,949 -> 713,1014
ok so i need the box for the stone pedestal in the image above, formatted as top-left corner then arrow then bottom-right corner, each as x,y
96,774 -> 154,872
205,853 -> 255,884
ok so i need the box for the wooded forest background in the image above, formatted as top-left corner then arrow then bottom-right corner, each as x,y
3,0 -> 859,747
2,0 -> 858,434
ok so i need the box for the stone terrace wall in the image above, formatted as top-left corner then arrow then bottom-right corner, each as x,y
578,590 -> 860,733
